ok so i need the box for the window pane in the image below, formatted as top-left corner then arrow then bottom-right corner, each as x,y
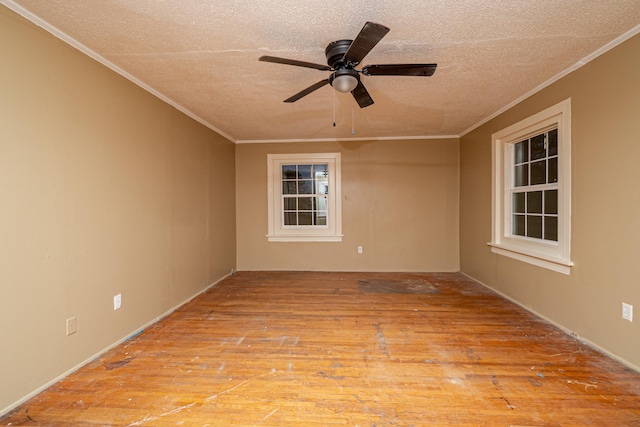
284,197 -> 296,210
313,164 -> 328,178
513,214 -> 525,236
527,191 -> 542,214
316,179 -> 328,195
527,216 -> 543,239
548,157 -> 558,183
282,181 -> 297,195
548,129 -> 558,156
315,196 -> 327,211
530,160 -> 546,185
284,212 -> 297,226
315,212 -> 327,225
544,216 -> 558,241
514,140 -> 529,164
514,164 -> 528,187
298,197 -> 312,210
298,212 -> 312,225
513,192 -> 525,213
298,164 -> 312,179
531,134 -> 546,160
544,190 -> 557,214
282,165 -> 297,179
298,180 -> 313,194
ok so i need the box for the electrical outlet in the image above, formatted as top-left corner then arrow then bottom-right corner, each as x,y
357,246 -> 363,254
622,303 -> 633,322
114,293 -> 122,311
66,317 -> 77,336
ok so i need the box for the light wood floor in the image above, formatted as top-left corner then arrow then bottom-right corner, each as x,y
2,271 -> 640,426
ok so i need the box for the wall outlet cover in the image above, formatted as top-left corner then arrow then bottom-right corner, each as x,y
66,317 -> 77,336
622,303 -> 633,322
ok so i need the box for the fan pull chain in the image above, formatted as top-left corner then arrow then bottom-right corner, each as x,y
332,90 -> 336,127
351,107 -> 355,135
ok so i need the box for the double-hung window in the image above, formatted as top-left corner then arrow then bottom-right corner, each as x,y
511,128 -> 559,242
267,153 -> 342,242
490,99 -> 573,274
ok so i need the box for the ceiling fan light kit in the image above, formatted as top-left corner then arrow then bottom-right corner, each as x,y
330,69 -> 359,93
259,22 -> 437,108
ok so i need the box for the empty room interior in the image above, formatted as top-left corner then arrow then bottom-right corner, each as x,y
1,1 -> 640,425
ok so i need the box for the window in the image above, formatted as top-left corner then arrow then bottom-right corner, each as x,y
511,128 -> 558,242
267,153 -> 342,242
490,99 -> 572,274
282,163 -> 328,227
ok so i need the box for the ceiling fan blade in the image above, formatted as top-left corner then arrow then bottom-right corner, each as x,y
351,81 -> 374,108
362,63 -> 438,76
343,22 -> 390,66
259,55 -> 332,71
284,79 -> 331,103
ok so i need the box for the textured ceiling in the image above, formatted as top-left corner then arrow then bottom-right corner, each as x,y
4,0 -> 640,142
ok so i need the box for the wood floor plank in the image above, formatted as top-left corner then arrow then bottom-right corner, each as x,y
2,271 -> 639,426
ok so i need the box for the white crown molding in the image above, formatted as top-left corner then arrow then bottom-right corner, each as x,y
235,134 -> 460,144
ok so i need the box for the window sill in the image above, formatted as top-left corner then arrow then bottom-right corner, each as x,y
267,234 -> 343,242
488,242 -> 573,275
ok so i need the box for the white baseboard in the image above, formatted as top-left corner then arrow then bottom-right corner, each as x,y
0,271 -> 233,418
460,271 -> 640,374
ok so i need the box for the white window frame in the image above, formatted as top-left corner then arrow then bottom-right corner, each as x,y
267,153 -> 343,242
489,99 -> 573,274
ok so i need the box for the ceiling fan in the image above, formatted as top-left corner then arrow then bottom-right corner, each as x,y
259,22 -> 437,108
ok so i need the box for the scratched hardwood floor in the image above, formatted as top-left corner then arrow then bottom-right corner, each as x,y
2,271 -> 640,426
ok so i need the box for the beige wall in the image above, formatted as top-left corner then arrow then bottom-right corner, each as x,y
0,7 -> 235,412
236,139 -> 459,272
460,34 -> 640,368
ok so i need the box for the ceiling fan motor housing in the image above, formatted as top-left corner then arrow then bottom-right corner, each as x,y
325,39 -> 354,68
